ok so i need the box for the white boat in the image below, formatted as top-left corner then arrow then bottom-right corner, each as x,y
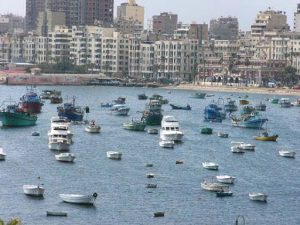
85,120 -> 101,133
110,105 -> 130,116
231,141 -> 255,151
279,150 -> 296,158
106,151 -> 122,160
147,128 -> 158,134
201,181 -> 229,192
218,132 -> 229,138
159,139 -> 175,148
279,98 -> 291,108
202,162 -> 219,170
249,192 -> 267,202
216,175 -> 236,184
59,193 -> 97,205
0,148 -> 6,160
55,153 -> 75,162
160,115 -> 184,142
231,146 -> 245,153
23,185 -> 45,197
48,137 -> 71,151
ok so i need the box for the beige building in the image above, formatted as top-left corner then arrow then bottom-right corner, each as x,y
37,11 -> 66,36
251,9 -> 290,37
116,0 -> 144,34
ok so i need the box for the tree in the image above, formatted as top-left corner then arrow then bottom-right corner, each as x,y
275,66 -> 298,87
0,219 -> 22,225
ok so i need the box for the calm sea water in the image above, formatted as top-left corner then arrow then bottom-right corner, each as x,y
0,86 -> 299,225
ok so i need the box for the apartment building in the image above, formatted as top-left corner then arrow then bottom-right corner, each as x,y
210,17 -> 239,40
152,12 -> 178,35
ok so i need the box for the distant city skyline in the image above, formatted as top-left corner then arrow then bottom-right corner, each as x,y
0,0 -> 298,31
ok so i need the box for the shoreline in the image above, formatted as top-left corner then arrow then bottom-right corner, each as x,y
164,84 -> 300,97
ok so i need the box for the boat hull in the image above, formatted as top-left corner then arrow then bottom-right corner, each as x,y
85,126 -> 101,133
249,193 -> 267,202
159,140 -> 174,148
23,185 -> 44,197
160,132 -> 183,142
123,123 -> 146,131
107,151 -> 122,160
143,114 -> 163,126
0,112 -> 37,127
20,102 -> 42,114
58,111 -> 83,121
201,182 -> 228,192
49,141 -> 70,151
254,135 -> 278,141
59,193 -> 97,205
279,151 -> 296,158
55,153 -> 75,162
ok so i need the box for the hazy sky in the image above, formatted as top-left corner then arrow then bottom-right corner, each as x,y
0,0 -> 298,31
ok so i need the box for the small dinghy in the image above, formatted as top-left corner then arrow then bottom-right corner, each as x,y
154,212 -> 165,217
146,184 -> 157,188
46,211 -> 68,217
59,193 -> 98,205
32,131 -> 40,136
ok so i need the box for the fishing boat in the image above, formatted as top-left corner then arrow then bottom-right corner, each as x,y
113,97 -> 126,104
55,153 -> 75,162
141,100 -> 163,126
201,127 -> 213,134
19,90 -> 43,114
0,104 -> 37,127
147,128 -> 158,134
123,120 -> 146,131
279,150 -> 296,158
249,192 -> 267,202
217,132 -> 229,138
190,92 -> 206,99
224,100 -> 238,113
138,93 -> 148,100
239,99 -> 249,105
160,115 -> 184,142
292,99 -> 300,107
159,139 -> 175,148
0,148 -> 6,160
279,98 -> 291,108
41,90 -> 61,100
240,105 -> 255,115
202,162 -> 219,170
204,104 -> 225,122
254,131 -> 278,141
231,141 -> 255,151
201,181 -> 229,192
270,98 -> 279,104
23,177 -> 44,197
231,113 -> 268,129
57,97 -> 84,121
107,151 -> 122,160
59,193 -> 97,205
50,95 -> 63,104
170,104 -> 191,110
149,94 -> 168,104
255,102 -> 267,111
216,175 -> 236,184
110,105 -> 130,116
85,120 -> 101,133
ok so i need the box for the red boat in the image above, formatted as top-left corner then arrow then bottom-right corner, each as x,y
19,91 -> 43,114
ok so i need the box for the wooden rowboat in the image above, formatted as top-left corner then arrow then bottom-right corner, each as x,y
254,134 -> 278,141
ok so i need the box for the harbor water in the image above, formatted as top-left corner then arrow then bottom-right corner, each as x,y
0,86 -> 299,225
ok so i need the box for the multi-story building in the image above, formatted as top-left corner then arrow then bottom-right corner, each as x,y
251,9 -> 290,37
116,0 -> 144,34
84,0 -> 114,26
0,35 -> 12,63
294,4 -> 300,32
36,11 -> 66,36
152,12 -> 178,35
0,14 -> 25,34
26,0 -> 114,31
210,17 -> 239,40
48,26 -> 72,63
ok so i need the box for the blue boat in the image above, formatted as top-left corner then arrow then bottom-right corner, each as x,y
57,97 -> 84,121
231,112 -> 268,129
204,104 -> 225,122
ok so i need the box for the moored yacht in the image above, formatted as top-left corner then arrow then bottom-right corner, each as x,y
160,115 -> 184,142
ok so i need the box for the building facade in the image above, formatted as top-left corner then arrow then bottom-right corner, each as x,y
209,17 -> 239,40
152,12 -> 178,35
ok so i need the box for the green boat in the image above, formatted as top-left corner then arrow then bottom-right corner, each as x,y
270,98 -> 279,104
141,100 -> 163,126
0,104 -> 37,127
190,92 -> 206,99
201,127 -> 213,134
123,120 -> 146,131
149,94 -> 168,104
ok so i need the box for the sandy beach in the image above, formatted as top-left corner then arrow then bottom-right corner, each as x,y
165,84 -> 300,97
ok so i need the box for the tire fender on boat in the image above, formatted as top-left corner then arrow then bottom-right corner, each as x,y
93,193 -> 98,198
